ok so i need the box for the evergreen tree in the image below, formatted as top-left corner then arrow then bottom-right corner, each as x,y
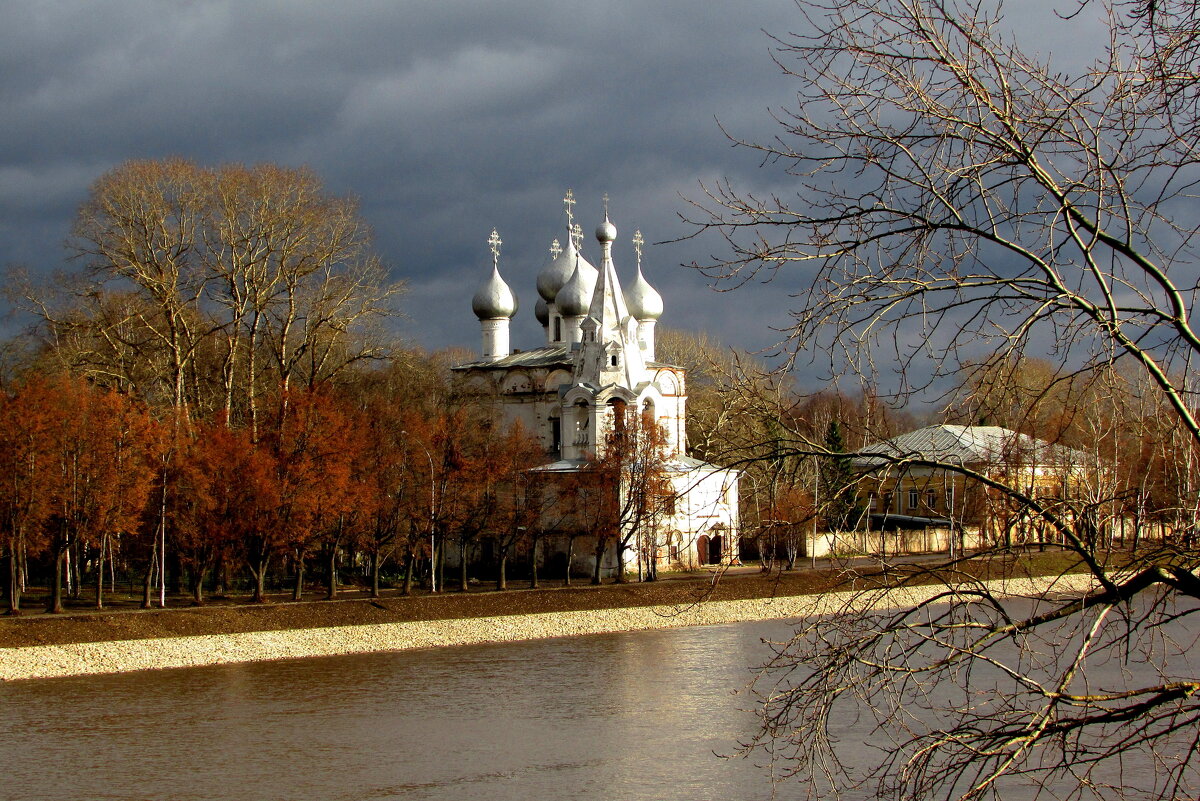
819,420 -> 859,531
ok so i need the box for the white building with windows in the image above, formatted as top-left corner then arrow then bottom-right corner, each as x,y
454,194 -> 739,576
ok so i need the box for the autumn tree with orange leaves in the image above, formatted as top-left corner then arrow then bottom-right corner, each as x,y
585,404 -> 673,584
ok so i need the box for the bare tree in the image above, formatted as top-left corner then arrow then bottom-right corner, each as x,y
71,159 -> 211,418
689,0 -> 1200,797
50,160 -> 403,436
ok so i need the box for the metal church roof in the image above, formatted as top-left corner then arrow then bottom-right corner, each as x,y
853,424 -> 1087,469
453,345 -> 682,374
453,345 -> 572,371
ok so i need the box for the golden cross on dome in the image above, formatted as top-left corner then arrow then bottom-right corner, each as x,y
632,229 -> 644,268
550,239 -> 562,259
570,222 -> 583,249
488,228 -> 502,266
563,189 -> 576,228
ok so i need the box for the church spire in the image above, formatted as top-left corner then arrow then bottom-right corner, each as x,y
575,206 -> 647,387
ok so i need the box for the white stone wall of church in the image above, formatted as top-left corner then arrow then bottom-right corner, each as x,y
665,467 -> 739,566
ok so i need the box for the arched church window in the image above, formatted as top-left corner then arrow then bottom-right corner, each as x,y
574,400 -> 590,445
641,398 -> 655,424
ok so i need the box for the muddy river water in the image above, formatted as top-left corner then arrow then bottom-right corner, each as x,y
3,610 -> 1193,800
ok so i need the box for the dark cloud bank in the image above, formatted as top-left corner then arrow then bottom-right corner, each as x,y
0,1 -> 800,355
0,0 -> 1103,390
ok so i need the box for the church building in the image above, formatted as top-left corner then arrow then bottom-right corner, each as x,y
453,192 -> 740,577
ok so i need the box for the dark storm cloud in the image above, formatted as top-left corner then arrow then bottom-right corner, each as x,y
0,0 -> 801,354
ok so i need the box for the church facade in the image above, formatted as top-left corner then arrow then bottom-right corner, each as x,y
453,194 -> 739,577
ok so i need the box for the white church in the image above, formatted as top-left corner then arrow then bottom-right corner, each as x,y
454,192 -> 740,577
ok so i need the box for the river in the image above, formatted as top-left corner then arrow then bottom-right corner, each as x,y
3,620 -> 795,801
5,609 -> 1194,800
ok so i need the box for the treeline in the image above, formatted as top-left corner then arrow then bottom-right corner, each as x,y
0,359 -> 559,615
662,327 -> 1200,564
0,159 -> 558,614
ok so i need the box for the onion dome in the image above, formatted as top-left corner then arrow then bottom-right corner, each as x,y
626,265 -> 663,320
596,216 -> 617,243
537,236 -> 595,302
472,265 -> 518,320
555,260 -> 597,317
535,296 -> 549,327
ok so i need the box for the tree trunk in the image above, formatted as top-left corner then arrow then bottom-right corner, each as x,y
325,544 -> 339,600
68,540 -> 81,599
592,540 -> 604,585
190,565 -> 205,605
47,544 -> 65,614
95,533 -> 106,609
402,550 -> 414,596
497,550 -> 507,591
529,537 -> 539,589
565,538 -> 574,587
141,546 -> 154,609
6,549 -> 21,615
293,553 -> 305,601
435,538 -> 444,592
370,551 -> 382,598
250,555 -> 269,603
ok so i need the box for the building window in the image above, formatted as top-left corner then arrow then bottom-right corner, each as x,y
908,489 -> 919,510
553,317 -> 562,341
945,487 -> 955,511
926,489 -> 936,509
610,354 -> 618,367
882,492 -> 894,513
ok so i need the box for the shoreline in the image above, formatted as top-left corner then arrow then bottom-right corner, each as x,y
0,573 -> 1094,681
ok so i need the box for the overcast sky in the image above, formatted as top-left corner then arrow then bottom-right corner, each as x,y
0,0 -> 1109,396
0,1 -> 809,358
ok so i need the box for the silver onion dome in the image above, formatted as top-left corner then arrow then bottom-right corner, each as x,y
555,260 -> 596,317
596,217 -> 617,243
537,236 -> 595,302
472,265 -> 519,320
534,296 -> 549,326
625,266 -> 663,321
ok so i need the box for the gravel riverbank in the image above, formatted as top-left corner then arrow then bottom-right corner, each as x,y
0,572 -> 1094,681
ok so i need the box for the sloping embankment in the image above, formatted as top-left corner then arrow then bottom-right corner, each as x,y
0,573 -> 1095,681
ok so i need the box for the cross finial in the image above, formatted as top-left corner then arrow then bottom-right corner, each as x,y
602,193 -> 610,218
488,228 -> 502,267
550,238 -> 562,259
563,189 -> 576,229
570,222 -> 583,249
633,229 -> 644,268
